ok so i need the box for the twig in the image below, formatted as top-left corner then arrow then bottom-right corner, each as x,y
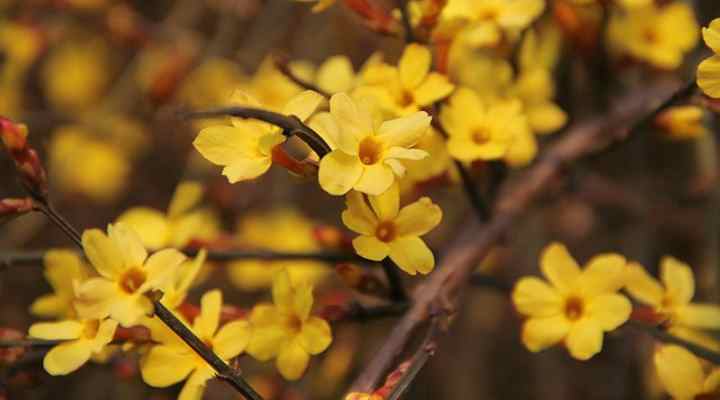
396,0 -> 416,43
274,56 -> 331,98
34,202 -> 83,249
182,106 -> 332,157
348,81 -> 684,393
384,316 -> 439,400
0,339 -> 61,348
151,294 -> 264,400
381,259 -> 408,302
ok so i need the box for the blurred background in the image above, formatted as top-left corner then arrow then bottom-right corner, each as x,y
1,0 -> 720,399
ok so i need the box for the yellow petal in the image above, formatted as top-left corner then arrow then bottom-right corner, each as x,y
503,128 -> 537,167
168,181 -> 204,219
654,345 -> 705,399
194,290 -> 222,338
108,295 -> 151,327
316,55 -> 354,94
395,197 -> 442,237
660,256 -> 695,306
368,182 -> 399,220
703,19 -> 720,54
540,243 -> 581,293
319,150 -> 363,195
388,236 -> 434,275
247,324 -> 288,361
674,304 -> 720,329
29,320 -> 83,340
668,326 -> 720,352
412,72 -> 455,107
141,249 -> 187,292
276,338 -> 310,380
223,156 -> 272,183
521,315 -> 570,352
376,111 -> 431,148
698,55 -> 720,99
704,368 -> 720,393
624,261 -> 663,307
293,283 -> 314,321
30,295 -> 66,318
398,43 -> 431,90
193,125 -> 260,166
342,191 -> 377,235
82,228 -> 124,279
116,208 -> 170,250
565,318 -> 603,360
579,253 -> 626,296
447,136 -> 506,162
526,102 -> 567,134
283,90 -> 324,122
299,316 -> 332,355
213,320 -> 251,360
273,269 -> 294,312
141,345 -> 196,387
74,278 -> 117,320
108,223 -> 148,269
43,340 -> 92,375
354,163 -> 395,195
309,112 -> 340,150
384,147 -> 428,161
43,249 -> 85,294
178,368 -> 214,400
329,93 -> 373,141
352,235 -> 390,262
587,293 -> 631,331
91,319 -> 118,352
512,277 -> 563,318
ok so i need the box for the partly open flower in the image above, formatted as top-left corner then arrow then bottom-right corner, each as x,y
117,181 -> 220,250
625,257 -> 720,350
655,106 -> 708,140
512,242 -> 631,360
141,290 -> 251,400
246,269 -> 332,380
654,345 -> 720,400
317,93 -> 431,195
29,318 -> 117,375
193,90 -> 323,183
342,183 -> 442,275
74,223 -> 186,327
31,250 -> 89,319
698,18 -> 720,98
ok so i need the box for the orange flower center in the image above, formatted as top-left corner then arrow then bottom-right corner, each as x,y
286,314 -> 303,334
375,221 -> 396,243
564,296 -> 584,321
643,28 -> 658,44
358,137 -> 383,165
119,267 -> 147,294
399,90 -> 414,107
471,128 -> 489,145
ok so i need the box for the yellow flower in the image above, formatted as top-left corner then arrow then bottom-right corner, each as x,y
441,0 -> 545,47
440,87 -> 528,163
28,318 -> 118,375
30,250 -> 88,319
49,125 -> 131,203
160,250 -> 207,310
345,393 -> 383,400
228,208 -> 330,291
246,269 -> 332,380
401,127 -> 457,187
141,290 -> 251,400
654,345 -> 720,400
356,44 -> 455,116
655,106 -> 708,140
342,183 -> 442,275
117,181 -> 220,250
698,18 -> 720,98
74,223 -> 187,327
625,257 -> 720,350
239,57 -> 306,112
177,58 -> 244,110
294,0 -> 336,12
194,90 -> 323,183
316,93 -> 431,195
509,68 -> 567,135
512,242 -> 631,360
291,55 -> 360,95
607,3 -> 698,69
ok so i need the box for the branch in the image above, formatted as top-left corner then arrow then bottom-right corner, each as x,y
396,0 -> 416,43
182,107 -> 332,157
273,56 -> 331,98
348,80 -> 684,393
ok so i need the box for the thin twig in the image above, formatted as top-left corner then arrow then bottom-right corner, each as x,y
0,339 -> 61,348
381,259 -> 408,302
274,56 -> 331,98
396,0 -> 416,43
384,318 -> 439,400
35,202 -> 83,249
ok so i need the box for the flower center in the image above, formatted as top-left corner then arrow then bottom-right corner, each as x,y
358,137 -> 383,165
119,267 -> 147,294
399,90 -> 414,107
477,7 -> 499,21
471,128 -> 489,145
82,320 -> 100,339
643,28 -> 658,44
375,221 -> 396,243
564,296 -> 584,321
287,314 -> 303,334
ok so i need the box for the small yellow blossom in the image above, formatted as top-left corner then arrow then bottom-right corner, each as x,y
31,250 -> 88,319
345,393 -> 383,400
294,0 -> 336,12
654,345 -> 720,400
141,290 -> 251,400
698,18 -> 720,98
401,128 -> 457,188
342,183 -> 442,275
316,93 -> 431,195
356,43 -> 455,116
74,223 -> 186,327
194,90 -> 323,183
512,242 -> 631,360
238,57 -> 306,112
625,257 -> 720,350
655,106 -> 708,140
228,208 -> 330,291
29,318 -> 118,375
177,57 -> 244,110
607,3 -> 698,69
246,269 -> 332,380
160,250 -> 207,310
291,55 -> 361,95
117,181 -> 220,250
440,87 -> 529,163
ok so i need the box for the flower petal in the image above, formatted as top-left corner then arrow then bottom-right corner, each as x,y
512,277 -> 563,318
654,345 -> 705,399
565,318 -> 603,360
141,345 -> 196,387
283,90 -> 324,122
214,320 -> 252,360
298,316 -> 332,355
273,269 -> 294,312
368,182 -> 399,220
587,293 -> 632,331
394,197 -> 442,237
246,324 -> 288,361
412,72 -> 455,107
309,112 -> 340,150
540,242 -> 581,293
354,163 -> 395,195
108,223 -> 148,269
194,290 -> 222,338
398,43 -> 431,90
222,157 -> 272,183
703,20 -> 720,54
352,235 -> 390,261
316,55 -> 355,94
580,253 -> 626,296
43,340 -> 92,375
388,236 -> 434,275
168,181 -> 204,219
376,112 -> 431,148
116,208 -> 170,250
521,315 -> 570,353
342,191 -> 377,235
29,320 -> 83,340
74,278 -> 117,320
661,256 -> 695,306
698,55 -> 720,98
82,228 -> 124,279
319,150 -> 363,195
141,249 -> 187,292
30,295 -> 66,318
329,92 -> 372,141
193,125 -> 260,166
276,338 -> 310,380
178,368 -> 214,400
674,304 -> 720,329
624,261 -> 663,307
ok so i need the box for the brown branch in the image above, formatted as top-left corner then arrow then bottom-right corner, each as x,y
348,80 -> 684,393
